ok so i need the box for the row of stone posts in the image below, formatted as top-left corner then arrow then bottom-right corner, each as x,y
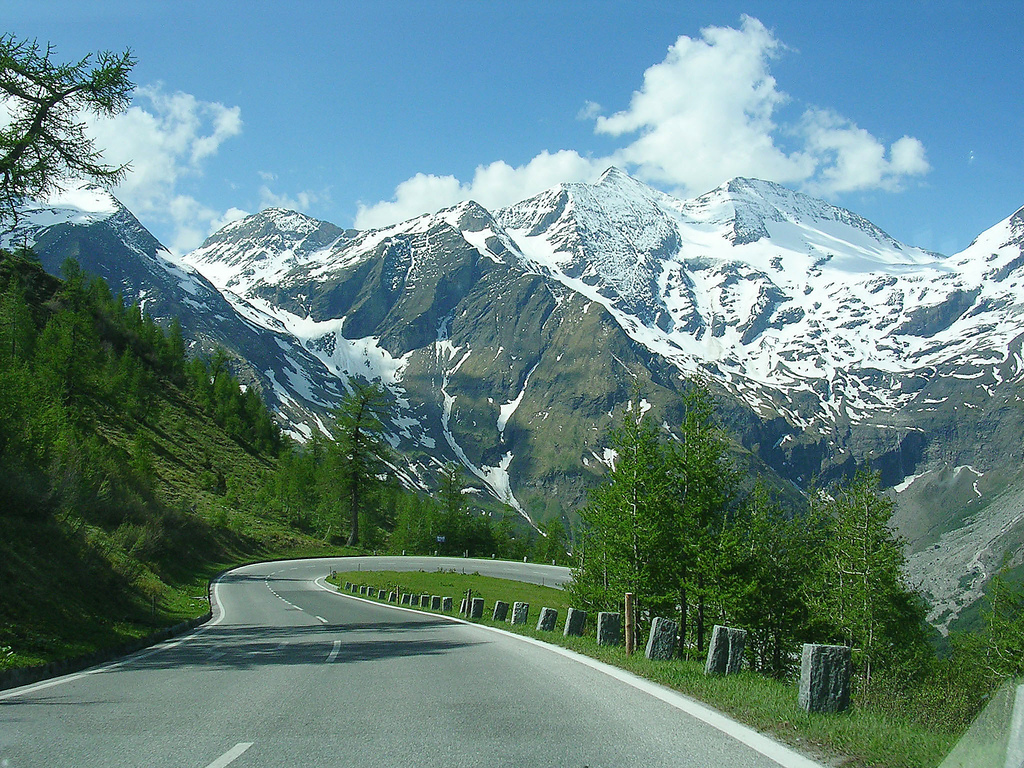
341,580 -> 850,714
342,581 -> 590,638
626,611 -> 851,713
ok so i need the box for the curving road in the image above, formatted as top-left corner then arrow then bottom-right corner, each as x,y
1,557 -> 821,768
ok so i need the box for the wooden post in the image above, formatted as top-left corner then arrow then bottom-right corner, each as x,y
625,592 -> 635,655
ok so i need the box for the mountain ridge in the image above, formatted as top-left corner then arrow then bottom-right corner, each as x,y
11,172 -> 1024,633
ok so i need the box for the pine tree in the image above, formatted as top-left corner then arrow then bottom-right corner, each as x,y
0,34 -> 134,229
666,380 -> 736,654
330,380 -> 393,547
572,401 -> 676,636
731,482 -> 820,677
812,470 -> 928,690
0,271 -> 35,364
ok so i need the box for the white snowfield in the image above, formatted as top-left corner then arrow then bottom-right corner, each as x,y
181,167 -> 1023,439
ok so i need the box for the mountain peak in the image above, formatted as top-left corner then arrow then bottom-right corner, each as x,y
596,166 -> 633,185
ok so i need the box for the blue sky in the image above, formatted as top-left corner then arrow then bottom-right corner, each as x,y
6,1 -> 1022,256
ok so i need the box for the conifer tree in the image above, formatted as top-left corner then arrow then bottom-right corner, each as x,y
812,470 -> 928,689
0,34 -> 134,229
330,380 -> 393,547
0,271 -> 35,363
666,380 -> 736,654
572,401 -> 676,634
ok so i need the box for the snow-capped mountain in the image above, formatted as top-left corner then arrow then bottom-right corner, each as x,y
15,172 -> 1024,632
2,184 -> 353,431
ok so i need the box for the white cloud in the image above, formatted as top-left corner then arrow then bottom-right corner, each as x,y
577,100 -> 602,121
83,84 -> 244,254
210,206 -> 250,233
258,185 -> 325,213
799,110 -> 929,194
596,15 -> 815,193
354,150 -> 602,230
357,14 -> 929,229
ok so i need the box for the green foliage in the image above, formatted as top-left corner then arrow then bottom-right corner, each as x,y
572,407 -> 676,631
729,482 -> 821,678
534,517 -> 571,566
810,470 -> 931,691
329,380 -> 394,546
0,34 -> 135,229
571,381 -> 736,651
979,569 -> 1024,679
185,351 -> 282,454
0,250 -> 332,668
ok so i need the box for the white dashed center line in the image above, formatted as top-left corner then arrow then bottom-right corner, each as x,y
203,742 -> 253,768
327,639 -> 341,663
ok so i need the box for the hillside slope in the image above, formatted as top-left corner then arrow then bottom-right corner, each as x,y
0,251 -> 339,668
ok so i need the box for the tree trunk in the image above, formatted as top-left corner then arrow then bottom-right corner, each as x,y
678,584 -> 688,658
696,571 -> 706,654
347,477 -> 359,546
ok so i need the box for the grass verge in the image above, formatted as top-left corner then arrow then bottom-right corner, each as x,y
329,568 -> 958,768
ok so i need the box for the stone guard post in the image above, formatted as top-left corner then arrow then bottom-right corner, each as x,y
798,643 -> 852,713
645,617 -> 677,661
597,612 -> 622,646
510,602 -> 529,625
705,625 -> 747,676
564,608 -> 586,637
493,601 -> 510,621
536,607 -> 558,632
470,597 -> 485,619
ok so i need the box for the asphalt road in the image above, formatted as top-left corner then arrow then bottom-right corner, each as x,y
1,557 -> 822,768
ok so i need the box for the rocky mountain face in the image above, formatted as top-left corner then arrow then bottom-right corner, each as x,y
11,172 -> 1024,633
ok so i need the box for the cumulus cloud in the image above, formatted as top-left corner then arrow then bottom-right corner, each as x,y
84,85 -> 244,253
258,185 -> 326,213
799,110 -> 930,194
354,150 -> 602,230
596,15 -> 815,193
358,15 -> 928,229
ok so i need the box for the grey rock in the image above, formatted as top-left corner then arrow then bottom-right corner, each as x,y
470,597 -> 485,619
564,608 -> 587,637
704,625 -> 747,676
597,612 -> 622,646
798,644 -> 852,713
645,617 -> 677,661
536,607 -> 558,632
511,602 -> 530,625
493,601 -> 510,621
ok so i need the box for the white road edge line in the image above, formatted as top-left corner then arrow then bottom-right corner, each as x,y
327,639 -> 341,663
312,576 -> 823,768
204,742 -> 253,768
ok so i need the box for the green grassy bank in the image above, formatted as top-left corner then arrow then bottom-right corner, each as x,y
329,568 -> 962,768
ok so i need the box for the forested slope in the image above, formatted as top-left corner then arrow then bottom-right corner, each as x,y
0,250 -> 334,667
